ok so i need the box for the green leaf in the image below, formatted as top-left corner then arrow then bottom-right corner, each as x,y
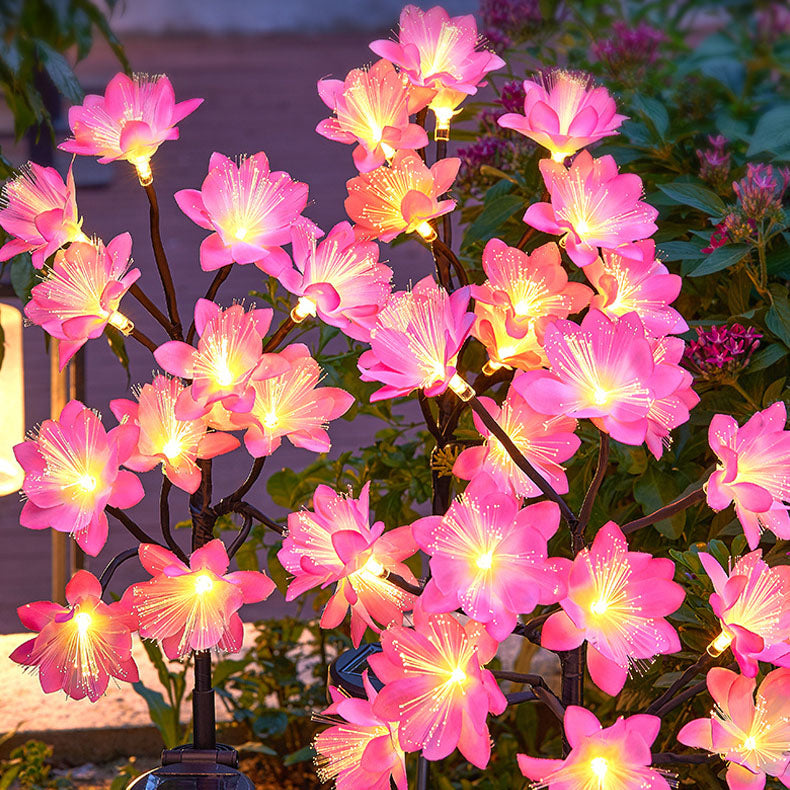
748,343 -> 789,372
657,241 -> 705,261
9,254 -> 37,304
131,682 -> 182,748
766,284 -> 790,346
104,324 -> 130,381
687,244 -> 749,277
657,182 -> 726,217
748,105 -> 790,156
460,194 -> 524,251
34,40 -> 84,105
632,93 -> 669,139
236,741 -> 277,756
283,745 -> 315,765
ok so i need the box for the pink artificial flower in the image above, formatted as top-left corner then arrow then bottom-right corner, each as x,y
175,152 -> 309,275
0,162 -> 85,268
454,379 -> 580,498
519,706 -> 670,789
110,375 -> 239,494
584,239 -> 688,336
11,570 -> 139,702
278,482 -> 417,646
678,667 -> 790,790
698,550 -> 790,676
230,344 -> 354,457
59,73 -> 202,170
524,151 -> 658,267
369,608 -> 506,768
316,59 -> 429,172
541,521 -> 684,695
154,299 -> 287,419
278,221 -> 392,341
14,400 -> 143,556
498,69 -> 627,162
473,303 -> 548,371
128,540 -> 275,660
25,234 -> 140,369
514,310 -> 686,446
344,150 -> 459,242
706,402 -> 790,549
358,277 -> 474,400
412,473 -> 564,640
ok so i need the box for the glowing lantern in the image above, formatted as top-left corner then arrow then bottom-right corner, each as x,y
0,302 -> 24,495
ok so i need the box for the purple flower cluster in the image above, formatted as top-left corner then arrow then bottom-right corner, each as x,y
685,324 -> 762,378
479,0 -> 543,52
591,21 -> 665,79
697,135 -> 730,190
498,79 -> 527,115
733,163 -> 790,224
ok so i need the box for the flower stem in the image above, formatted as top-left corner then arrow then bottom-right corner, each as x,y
622,487 -> 706,534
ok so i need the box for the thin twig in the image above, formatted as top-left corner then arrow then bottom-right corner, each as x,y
622,488 -> 706,534
492,670 -> 565,722
129,327 -> 159,353
129,283 -> 173,335
160,477 -> 188,563
99,547 -> 139,592
646,654 -> 714,715
576,431 -> 609,534
106,506 -> 160,545
263,315 -> 296,353
516,227 -> 536,250
227,512 -> 253,560
234,501 -> 284,535
387,571 -> 424,597
651,752 -> 719,766
186,265 -> 233,345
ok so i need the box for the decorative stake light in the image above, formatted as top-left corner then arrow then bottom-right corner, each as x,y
0,302 -> 24,495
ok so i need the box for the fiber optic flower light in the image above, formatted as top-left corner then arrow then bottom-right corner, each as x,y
231,344 -> 354,457
175,152 -> 309,275
279,482 -> 417,646
14,400 -> 143,556
412,473 -> 564,640
0,162 -> 86,268
541,521 -> 684,695
25,234 -> 140,369
59,72 -> 202,184
519,706 -> 670,789
524,151 -> 658,268
110,375 -> 239,494
345,150 -> 459,242
473,304 -> 548,372
698,550 -> 790,676
358,277 -> 474,400
370,608 -> 506,767
128,540 -> 275,659
317,59 -> 429,172
498,69 -> 627,162
11,570 -> 139,702
707,402 -> 790,549
678,667 -> 790,790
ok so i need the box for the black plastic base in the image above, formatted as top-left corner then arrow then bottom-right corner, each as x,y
127,746 -> 254,790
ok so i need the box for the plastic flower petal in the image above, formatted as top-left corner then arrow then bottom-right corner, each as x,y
698,550 -> 790,676
519,706 -> 669,789
13,400 -> 143,556
175,151 -> 308,275
524,151 -> 658,267
129,539 -> 275,659
358,277 -> 474,400
25,234 -> 140,369
11,570 -> 139,701
678,667 -> 790,789
498,69 -> 627,161
541,521 -> 684,695
110,375 -> 239,494
344,150 -> 459,242
370,608 -> 507,768
706,402 -> 790,549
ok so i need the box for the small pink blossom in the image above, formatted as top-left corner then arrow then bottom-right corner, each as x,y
524,151 -> 658,267
14,400 -> 143,556
128,540 -> 275,660
686,324 -> 762,379
0,162 -> 85,268
541,521 -> 684,695
706,402 -> 790,548
175,152 -> 309,275
473,303 -> 548,371
11,570 -> 139,702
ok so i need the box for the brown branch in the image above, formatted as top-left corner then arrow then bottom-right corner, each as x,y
387,571 -> 424,597
492,670 -> 565,722
233,501 -> 284,536
129,326 -> 159,353
186,265 -> 233,345
263,315 -> 296,353
646,654 -> 715,715
651,752 -> 719,766
516,227 -> 536,250
576,431 -> 609,534
106,506 -> 160,546
129,283 -> 173,335
622,487 -> 706,534
159,477 -> 188,563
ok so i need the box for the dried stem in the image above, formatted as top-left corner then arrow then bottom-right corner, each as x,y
622,487 -> 706,534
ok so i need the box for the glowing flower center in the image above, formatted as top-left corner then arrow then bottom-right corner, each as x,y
448,667 -> 466,684
74,611 -> 92,634
363,557 -> 385,577
380,142 -> 396,160
476,551 -> 493,570
194,574 -> 214,594
589,757 -> 608,780
162,438 -> 183,460
590,598 -> 610,615
742,735 -> 757,751
592,386 -> 611,405
77,474 -> 97,492
214,357 -> 235,387
551,150 -> 571,163
234,226 -> 248,241
262,411 -> 279,429
575,218 -> 591,236
131,156 -> 153,186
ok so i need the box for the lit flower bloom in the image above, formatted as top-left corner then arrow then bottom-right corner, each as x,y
454,381 -> 580,498
0,162 -> 85,269
110,375 -> 239,494
279,482 -> 417,646
25,234 -> 140,370
678,667 -> 790,790
128,540 -> 275,660
175,152 -> 309,275
541,521 -> 684,695
358,277 -> 474,401
278,221 -> 393,341
59,73 -> 202,181
498,69 -> 626,162
344,150 -> 459,242
412,473 -> 564,641
369,608 -> 506,768
13,400 -> 143,556
524,151 -> 658,268
153,299 -> 288,419
698,551 -> 790,676
230,344 -> 354,458
584,240 -> 688,336
316,59 -> 429,173
519,706 -> 669,790
706,402 -> 790,549
10,570 -> 139,702
473,303 -> 548,372
314,672 -> 406,790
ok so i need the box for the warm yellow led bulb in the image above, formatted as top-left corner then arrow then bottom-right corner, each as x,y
447,373 -> 475,402
589,757 -> 608,780
575,219 -> 591,236
132,156 -> 153,186
742,735 -> 757,751
194,574 -> 214,595
707,630 -> 733,656
234,226 -> 249,241
415,221 -> 437,242
107,310 -> 134,335
551,150 -> 572,163
364,557 -> 385,577
291,296 -> 318,323
381,142 -> 396,160
74,611 -> 92,634
77,474 -> 97,492
591,598 -> 609,615
262,411 -> 279,429
162,438 -> 183,460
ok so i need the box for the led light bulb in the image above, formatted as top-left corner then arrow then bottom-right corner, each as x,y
447,373 -> 475,402
74,611 -> 92,634
415,221 -> 437,242
291,296 -> 317,323
194,574 -> 214,594
132,156 -> 153,186
107,311 -> 134,335
707,630 -> 733,656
